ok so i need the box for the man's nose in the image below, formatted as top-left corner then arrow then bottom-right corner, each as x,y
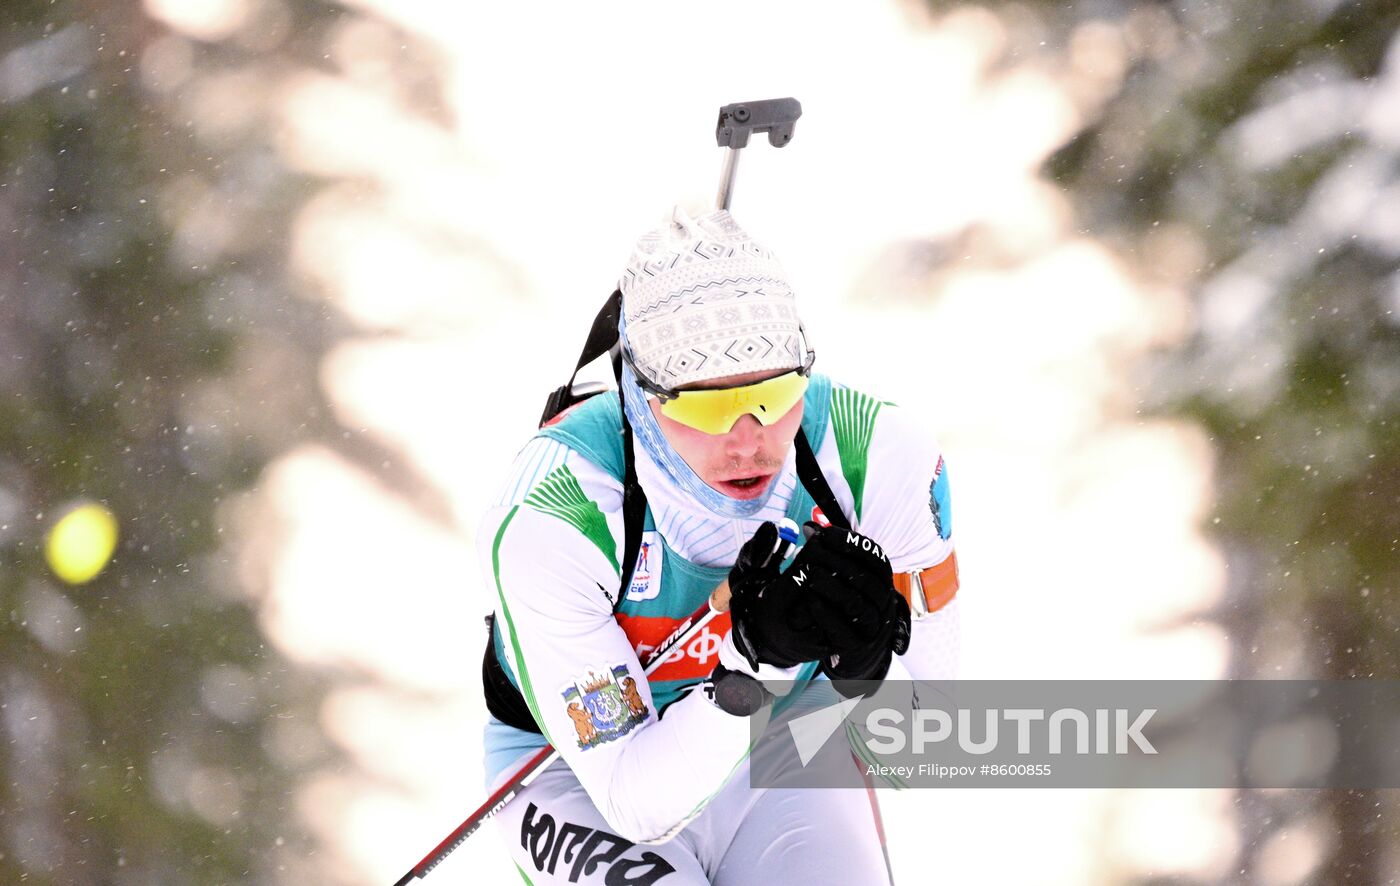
724,414 -> 764,457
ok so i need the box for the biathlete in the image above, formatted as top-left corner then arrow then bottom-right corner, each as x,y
479,207 -> 960,884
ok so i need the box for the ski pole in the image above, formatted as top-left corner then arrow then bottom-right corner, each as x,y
391,520 -> 799,884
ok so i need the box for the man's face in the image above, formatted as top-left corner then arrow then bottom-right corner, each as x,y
648,368 -> 805,501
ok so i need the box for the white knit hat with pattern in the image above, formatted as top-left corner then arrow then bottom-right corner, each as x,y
619,207 -> 807,390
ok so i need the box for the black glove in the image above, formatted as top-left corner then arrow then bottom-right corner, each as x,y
793,523 -> 911,692
728,522 -> 835,669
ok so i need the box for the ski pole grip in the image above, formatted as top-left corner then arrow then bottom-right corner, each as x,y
715,98 -> 802,149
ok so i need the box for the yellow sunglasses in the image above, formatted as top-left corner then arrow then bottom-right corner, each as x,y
655,371 -> 810,434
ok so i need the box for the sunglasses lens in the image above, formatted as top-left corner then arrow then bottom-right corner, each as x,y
659,373 -> 808,434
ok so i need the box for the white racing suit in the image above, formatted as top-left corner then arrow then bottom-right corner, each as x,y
480,375 -> 960,884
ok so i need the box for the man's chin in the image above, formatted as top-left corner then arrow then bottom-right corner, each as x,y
711,474 -> 776,500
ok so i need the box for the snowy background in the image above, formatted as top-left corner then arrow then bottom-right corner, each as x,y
3,0 -> 1397,882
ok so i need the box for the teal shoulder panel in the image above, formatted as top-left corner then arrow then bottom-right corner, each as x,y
539,393 -> 626,481
801,373 -> 833,454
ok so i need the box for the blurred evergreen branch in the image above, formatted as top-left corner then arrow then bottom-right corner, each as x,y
0,1 -> 450,882
945,0 -> 1400,881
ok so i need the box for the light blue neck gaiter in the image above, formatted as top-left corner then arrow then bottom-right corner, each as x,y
618,323 -> 774,520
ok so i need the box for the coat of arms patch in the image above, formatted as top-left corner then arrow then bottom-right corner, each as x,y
561,663 -> 650,750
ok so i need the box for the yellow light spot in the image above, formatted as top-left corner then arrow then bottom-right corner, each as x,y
45,503 -> 119,585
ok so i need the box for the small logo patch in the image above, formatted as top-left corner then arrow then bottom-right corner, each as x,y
930,455 -> 952,540
625,534 -> 663,602
562,663 -> 649,750
811,505 -> 832,528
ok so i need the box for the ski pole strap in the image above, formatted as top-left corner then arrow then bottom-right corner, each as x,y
794,427 -> 850,530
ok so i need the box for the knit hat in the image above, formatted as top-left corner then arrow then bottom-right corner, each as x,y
619,208 -> 808,390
